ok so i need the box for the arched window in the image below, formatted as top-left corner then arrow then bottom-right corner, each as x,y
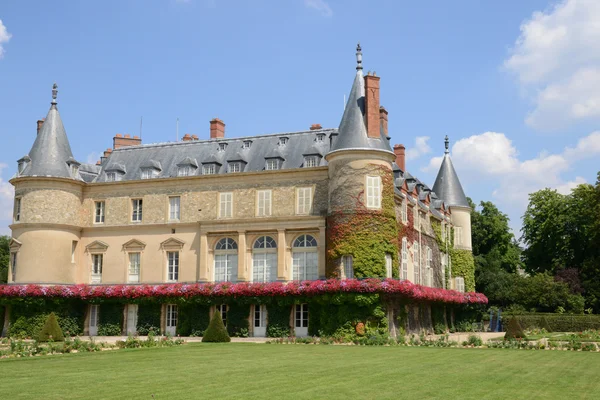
252,236 -> 277,282
292,235 -> 318,281
214,238 -> 238,282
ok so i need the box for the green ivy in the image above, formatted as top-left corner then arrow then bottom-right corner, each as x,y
176,304 -> 210,336
327,164 -> 399,278
98,303 -> 123,336
226,303 -> 250,337
266,303 -> 291,338
137,302 -> 162,335
450,248 -> 476,292
7,299 -> 85,338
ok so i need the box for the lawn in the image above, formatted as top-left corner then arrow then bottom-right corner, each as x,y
0,343 -> 599,399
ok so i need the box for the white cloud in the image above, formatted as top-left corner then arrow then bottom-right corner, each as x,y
304,0 -> 333,17
0,163 -> 15,234
555,176 -> 587,195
0,19 -> 12,59
405,136 -> 432,161
504,0 -> 600,130
86,152 -> 101,165
563,131 -> 600,160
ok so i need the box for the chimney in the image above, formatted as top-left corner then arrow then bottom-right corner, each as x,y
113,133 -> 142,149
364,72 -> 381,139
37,118 -> 45,135
379,106 -> 388,136
210,118 -> 225,139
394,144 -> 406,171
191,135 -> 199,140
310,124 -> 322,130
103,148 -> 113,158
182,134 -> 192,141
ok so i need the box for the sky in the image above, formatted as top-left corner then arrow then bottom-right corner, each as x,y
1,0 -> 599,236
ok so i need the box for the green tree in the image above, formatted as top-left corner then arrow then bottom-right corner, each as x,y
0,235 -> 9,283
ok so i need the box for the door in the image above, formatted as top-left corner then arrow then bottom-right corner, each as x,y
127,304 -> 138,335
295,304 -> 309,337
89,305 -> 99,336
253,305 -> 267,337
166,304 -> 178,336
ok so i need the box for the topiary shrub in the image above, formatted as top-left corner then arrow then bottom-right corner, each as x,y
202,310 -> 231,343
504,317 -> 526,340
540,316 -> 552,332
37,313 -> 64,342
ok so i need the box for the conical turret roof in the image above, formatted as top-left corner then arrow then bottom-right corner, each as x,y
20,84 -> 77,179
432,136 -> 469,208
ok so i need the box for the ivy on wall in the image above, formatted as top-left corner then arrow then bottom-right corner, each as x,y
266,302 -> 291,338
226,303 -> 250,337
450,249 -> 476,292
327,165 -> 399,278
98,303 -> 123,336
6,299 -> 85,338
137,301 -> 162,335
177,303 -> 210,336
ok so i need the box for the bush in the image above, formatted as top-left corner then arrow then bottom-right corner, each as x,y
226,303 -> 250,337
136,303 -> 162,336
467,335 -> 483,346
202,311 -> 231,343
37,313 -> 64,342
177,304 -> 210,336
266,304 -> 291,338
504,318 -> 525,340
97,303 -> 123,336
505,313 -> 600,332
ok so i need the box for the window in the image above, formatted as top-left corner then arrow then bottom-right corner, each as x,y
454,226 -> 463,246
71,164 -> 79,177
455,277 -> 465,293
94,201 -> 105,224
106,172 -> 122,182
18,161 -> 26,174
401,199 -> 408,223
401,238 -> 408,280
295,304 -> 308,328
441,223 -> 446,241
304,156 -> 318,168
91,254 -> 103,283
265,159 -> 279,171
14,198 -> 21,222
413,206 -> 419,229
426,247 -> 433,287
243,140 -> 252,149
218,142 -> 228,151
214,238 -> 238,282
217,304 -> 227,326
254,304 -> 267,328
129,252 -> 141,283
141,168 -> 158,179
177,165 -> 194,177
440,252 -> 446,289
10,252 -> 17,281
167,251 -> 179,282
132,199 -> 143,222
89,305 -> 99,335
413,241 -> 420,284
279,137 -> 288,146
342,255 -> 353,279
366,176 -> 382,209
71,241 -> 77,263
292,235 -> 318,281
169,197 -> 181,221
385,253 -> 393,278
228,162 -> 241,173
219,192 -> 232,218
252,236 -> 277,282
316,133 -> 325,142
296,187 -> 312,215
256,190 -> 272,217
166,304 -> 178,335
203,164 -> 216,175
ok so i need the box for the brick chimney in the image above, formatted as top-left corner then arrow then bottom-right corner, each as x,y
182,134 -> 192,141
310,124 -> 322,130
113,133 -> 142,149
37,118 -> 45,135
191,135 -> 199,140
394,144 -> 406,171
379,106 -> 388,136
210,118 -> 225,139
364,73 -> 381,138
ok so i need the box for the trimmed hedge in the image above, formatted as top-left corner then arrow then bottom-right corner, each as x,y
177,304 -> 210,336
202,310 -> 231,342
226,303 -> 250,337
505,313 -> 600,332
37,312 -> 64,342
504,318 -> 525,340
266,303 -> 291,338
97,303 -> 123,336
137,302 -> 162,335
7,300 -> 85,338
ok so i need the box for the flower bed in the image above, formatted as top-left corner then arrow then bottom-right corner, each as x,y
0,279 -> 487,305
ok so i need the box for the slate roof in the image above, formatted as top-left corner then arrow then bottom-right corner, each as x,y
432,153 -> 470,209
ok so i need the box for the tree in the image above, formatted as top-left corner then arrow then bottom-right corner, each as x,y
37,313 -> 65,342
202,310 -> 231,343
0,235 -> 9,283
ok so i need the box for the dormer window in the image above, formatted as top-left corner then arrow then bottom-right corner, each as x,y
17,156 -> 30,175
203,164 -> 217,175
316,133 -> 325,142
177,165 -> 195,177
106,172 -> 122,182
71,164 -> 79,176
228,162 -> 242,173
218,142 -> 228,151
265,159 -> 279,171
278,137 -> 288,146
141,168 -> 159,179
243,140 -> 252,149
304,156 -> 319,168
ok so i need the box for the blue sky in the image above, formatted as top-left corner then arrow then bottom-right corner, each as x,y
1,0 -> 599,235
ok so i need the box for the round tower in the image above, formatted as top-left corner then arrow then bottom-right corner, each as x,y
9,84 -> 84,284
325,44 -> 398,279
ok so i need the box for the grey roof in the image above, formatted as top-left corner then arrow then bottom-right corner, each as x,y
432,153 -> 469,208
328,69 -> 394,157
19,101 -> 78,180
79,163 -> 101,183
95,129 -> 336,182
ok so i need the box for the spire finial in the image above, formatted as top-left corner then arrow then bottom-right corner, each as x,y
356,42 -> 363,71
51,83 -> 58,105
444,135 -> 449,154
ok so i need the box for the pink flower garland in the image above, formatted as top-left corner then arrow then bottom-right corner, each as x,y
0,279 -> 487,304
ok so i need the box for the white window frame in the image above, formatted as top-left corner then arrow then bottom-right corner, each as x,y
132,199 -> 143,222
228,162 -> 242,173
14,198 -> 21,222
141,168 -> 158,179
296,187 -> 312,215
265,159 -> 279,171
94,201 -> 105,224
106,171 -> 122,182
342,255 -> 354,279
401,238 -> 408,280
203,164 -> 216,175
128,252 -> 141,283
254,304 -> 267,328
413,241 -> 420,284
10,252 -> 17,281
167,251 -> 179,282
440,252 -> 447,289
219,192 -> 233,218
166,304 -> 178,333
385,253 -> 392,278
169,196 -> 181,221
295,304 -> 308,328
426,247 -> 433,287
401,199 -> 408,223
304,156 -> 318,168
366,176 -> 382,209
89,305 -> 99,333
455,277 -> 465,293
256,190 -> 272,217
91,254 -> 103,284
292,235 -> 318,281
252,236 -> 277,283
454,226 -> 463,246
177,165 -> 194,177
214,238 -> 238,282
218,304 -> 228,326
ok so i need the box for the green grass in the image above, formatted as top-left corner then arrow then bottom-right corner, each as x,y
1,343 -> 599,399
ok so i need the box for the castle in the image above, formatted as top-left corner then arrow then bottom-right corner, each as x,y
3,45 -> 477,337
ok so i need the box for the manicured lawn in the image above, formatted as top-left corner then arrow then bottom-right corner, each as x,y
1,343 -> 599,399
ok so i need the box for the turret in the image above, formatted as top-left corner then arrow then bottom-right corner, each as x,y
432,136 -> 472,250
325,44 -> 398,279
9,84 -> 84,284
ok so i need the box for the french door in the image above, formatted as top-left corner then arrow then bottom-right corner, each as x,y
166,304 -> 178,336
253,305 -> 267,337
89,305 -> 99,336
126,304 -> 138,335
